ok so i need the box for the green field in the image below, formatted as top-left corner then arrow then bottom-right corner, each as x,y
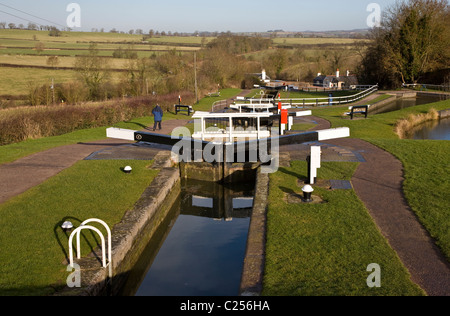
264,161 -> 425,296
0,29 -> 371,99
0,66 -> 78,95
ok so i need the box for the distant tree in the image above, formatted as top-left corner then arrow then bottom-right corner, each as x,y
113,45 -> 138,59
8,23 -> 15,29
0,22 -> 6,29
47,56 -> 60,68
27,23 -> 38,30
124,57 -> 153,95
268,49 -> 288,78
35,42 -> 45,54
49,27 -> 61,37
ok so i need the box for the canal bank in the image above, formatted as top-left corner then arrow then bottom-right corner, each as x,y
395,108 -> 450,140
368,91 -> 449,115
55,152 -> 181,296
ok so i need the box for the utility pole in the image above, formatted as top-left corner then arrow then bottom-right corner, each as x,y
194,52 -> 198,104
51,78 -> 55,105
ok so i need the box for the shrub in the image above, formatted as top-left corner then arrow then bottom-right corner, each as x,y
394,108 -> 439,139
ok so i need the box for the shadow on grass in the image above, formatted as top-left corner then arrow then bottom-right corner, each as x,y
54,216 -> 104,266
277,166 -> 307,183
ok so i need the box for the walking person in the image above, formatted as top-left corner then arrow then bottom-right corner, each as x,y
152,104 -> 164,131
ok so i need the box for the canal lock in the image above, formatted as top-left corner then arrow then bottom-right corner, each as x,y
113,161 -> 261,296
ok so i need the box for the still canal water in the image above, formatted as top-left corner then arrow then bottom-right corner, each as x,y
371,95 -> 443,115
118,179 -> 254,296
371,94 -> 450,140
412,116 -> 450,140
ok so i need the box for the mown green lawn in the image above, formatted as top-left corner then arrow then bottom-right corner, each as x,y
193,88 -> 242,112
0,160 -> 159,296
263,161 -> 425,296
312,99 -> 450,260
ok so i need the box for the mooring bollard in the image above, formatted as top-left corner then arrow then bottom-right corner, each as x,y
123,166 -> 132,174
302,185 -> 314,203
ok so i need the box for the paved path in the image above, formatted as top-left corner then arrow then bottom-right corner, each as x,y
284,116 -> 450,296
0,139 -> 132,204
330,137 -> 450,296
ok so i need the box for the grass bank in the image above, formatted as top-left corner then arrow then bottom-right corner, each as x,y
0,160 -> 159,296
394,108 -> 439,139
313,98 -> 450,260
263,161 -> 425,296
193,88 -> 242,112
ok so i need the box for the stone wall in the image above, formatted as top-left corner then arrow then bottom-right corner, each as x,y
239,168 -> 270,296
56,162 -> 180,296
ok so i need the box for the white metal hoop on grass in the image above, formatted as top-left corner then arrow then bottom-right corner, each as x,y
69,226 -> 106,268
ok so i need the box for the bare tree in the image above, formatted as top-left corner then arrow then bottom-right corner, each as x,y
35,42 -> 45,54
47,56 -> 60,68
74,44 -> 111,99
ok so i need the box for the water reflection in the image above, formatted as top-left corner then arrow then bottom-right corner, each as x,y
412,117 -> 450,140
119,179 -> 254,296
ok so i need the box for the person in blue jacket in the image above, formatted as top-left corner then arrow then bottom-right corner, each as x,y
152,104 -> 164,131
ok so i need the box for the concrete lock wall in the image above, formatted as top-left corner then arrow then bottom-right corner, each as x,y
180,161 -> 259,184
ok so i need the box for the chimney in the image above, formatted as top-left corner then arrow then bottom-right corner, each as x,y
346,70 -> 350,76
336,69 -> 340,78
262,69 -> 266,81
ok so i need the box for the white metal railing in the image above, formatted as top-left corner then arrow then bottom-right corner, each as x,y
236,85 -> 379,108
230,103 -> 276,112
68,218 -> 112,269
402,83 -> 450,93
276,85 -> 379,107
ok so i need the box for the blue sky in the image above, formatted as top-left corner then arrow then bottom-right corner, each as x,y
0,0 -> 398,33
